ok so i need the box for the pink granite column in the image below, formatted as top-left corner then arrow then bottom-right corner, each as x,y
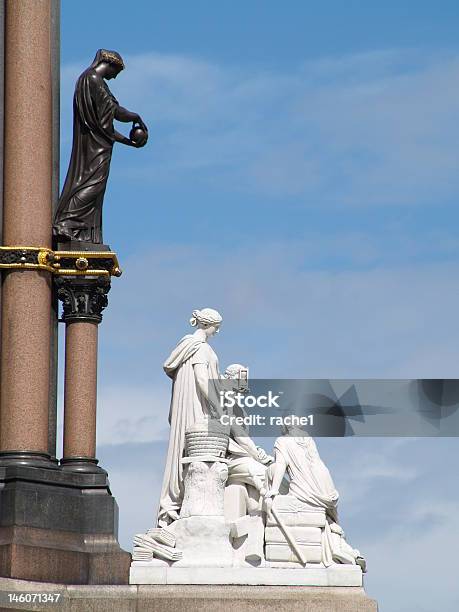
56,276 -> 110,473
0,0 -> 53,462
62,321 -> 98,462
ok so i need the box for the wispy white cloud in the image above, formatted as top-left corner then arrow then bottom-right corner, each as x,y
322,438 -> 418,515
317,437 -> 459,610
102,242 -> 459,381
97,385 -> 171,445
362,491 -> 459,611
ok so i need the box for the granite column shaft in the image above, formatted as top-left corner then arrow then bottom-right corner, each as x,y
0,0 -> 53,457
63,321 -> 98,460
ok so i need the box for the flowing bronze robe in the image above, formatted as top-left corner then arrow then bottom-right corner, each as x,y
54,62 -> 119,243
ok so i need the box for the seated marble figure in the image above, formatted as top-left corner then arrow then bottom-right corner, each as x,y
223,364 -> 273,512
265,424 -> 366,570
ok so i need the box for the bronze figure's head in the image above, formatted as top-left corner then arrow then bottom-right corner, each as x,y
92,48 -> 125,79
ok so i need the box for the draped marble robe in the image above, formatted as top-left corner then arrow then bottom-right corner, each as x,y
274,435 -> 360,566
158,330 -> 222,526
274,436 -> 339,519
53,51 -> 119,243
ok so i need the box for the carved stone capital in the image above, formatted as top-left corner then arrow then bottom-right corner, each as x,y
55,277 -> 111,324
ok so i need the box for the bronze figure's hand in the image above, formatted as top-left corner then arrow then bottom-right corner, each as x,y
130,124 -> 149,148
134,115 -> 148,133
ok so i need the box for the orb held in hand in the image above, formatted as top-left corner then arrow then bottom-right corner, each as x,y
130,125 -> 148,147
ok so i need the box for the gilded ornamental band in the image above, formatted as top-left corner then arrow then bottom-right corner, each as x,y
0,246 -> 122,277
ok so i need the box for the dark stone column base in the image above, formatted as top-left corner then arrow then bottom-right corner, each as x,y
60,456 -> 107,475
0,465 -> 130,584
0,451 -> 58,469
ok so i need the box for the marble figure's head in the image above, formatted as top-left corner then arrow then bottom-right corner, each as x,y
190,308 -> 222,337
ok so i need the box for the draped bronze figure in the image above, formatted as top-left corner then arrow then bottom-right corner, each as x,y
53,49 -> 148,245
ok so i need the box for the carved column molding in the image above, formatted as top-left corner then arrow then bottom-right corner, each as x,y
55,276 -> 111,324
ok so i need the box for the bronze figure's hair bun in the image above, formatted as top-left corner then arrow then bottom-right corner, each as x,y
100,49 -> 125,69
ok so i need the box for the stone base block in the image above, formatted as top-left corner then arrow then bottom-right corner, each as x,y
265,542 -> 322,564
266,512 -> 326,530
0,465 -> 130,584
265,524 -> 324,564
138,585 -> 378,612
0,578 -> 379,611
168,516 -> 233,567
0,537 -> 130,585
265,525 -> 322,544
266,495 -> 327,528
130,563 -> 363,586
230,515 -> 264,567
224,483 -> 248,521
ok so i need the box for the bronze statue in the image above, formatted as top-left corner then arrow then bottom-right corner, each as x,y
53,49 -> 148,245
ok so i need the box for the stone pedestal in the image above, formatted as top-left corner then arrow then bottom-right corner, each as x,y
0,465 -> 130,584
130,563 -> 365,587
0,579 -> 379,611
265,494 -> 326,565
169,516 -> 233,568
230,514 -> 265,566
167,457 -> 233,567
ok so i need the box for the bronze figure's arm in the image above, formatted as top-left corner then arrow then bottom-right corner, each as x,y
115,105 -> 147,130
114,106 -> 148,148
113,129 -> 143,148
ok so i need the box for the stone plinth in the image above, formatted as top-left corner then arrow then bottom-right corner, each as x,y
0,578 -> 379,611
265,495 -> 326,565
168,516 -> 233,567
0,465 -> 130,584
130,563 -> 364,587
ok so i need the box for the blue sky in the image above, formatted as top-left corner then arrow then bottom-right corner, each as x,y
59,2 -> 459,610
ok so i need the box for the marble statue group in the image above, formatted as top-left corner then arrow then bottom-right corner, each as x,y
130,308 -> 366,582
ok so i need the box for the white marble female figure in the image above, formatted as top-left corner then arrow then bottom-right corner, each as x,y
157,308 -> 223,527
266,425 -> 364,568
